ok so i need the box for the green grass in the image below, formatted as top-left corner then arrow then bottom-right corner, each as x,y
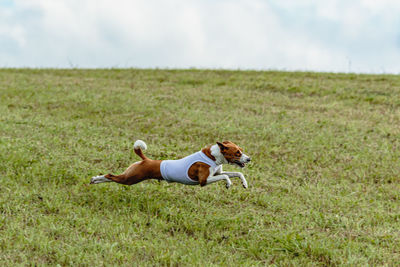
1,68 -> 400,266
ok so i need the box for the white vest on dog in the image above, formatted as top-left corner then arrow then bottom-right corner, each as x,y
160,151 -> 220,185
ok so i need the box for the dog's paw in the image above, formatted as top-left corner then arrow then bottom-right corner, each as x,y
225,180 -> 232,189
240,176 -> 248,189
90,177 -> 97,184
90,175 -> 105,184
90,175 -> 112,184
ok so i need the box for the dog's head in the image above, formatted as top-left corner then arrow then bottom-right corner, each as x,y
214,141 -> 251,168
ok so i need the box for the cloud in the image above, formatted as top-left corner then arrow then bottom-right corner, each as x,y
0,0 -> 399,73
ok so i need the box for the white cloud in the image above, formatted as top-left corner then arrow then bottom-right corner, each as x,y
0,0 -> 399,73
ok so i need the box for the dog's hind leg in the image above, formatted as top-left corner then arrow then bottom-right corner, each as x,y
104,173 -> 148,185
89,173 -> 145,185
90,159 -> 162,186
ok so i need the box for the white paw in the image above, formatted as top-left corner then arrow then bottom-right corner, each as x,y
225,179 -> 232,189
90,175 -> 110,184
90,176 -> 99,184
241,177 -> 248,189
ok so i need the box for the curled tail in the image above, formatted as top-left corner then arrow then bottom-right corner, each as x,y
134,140 -> 148,160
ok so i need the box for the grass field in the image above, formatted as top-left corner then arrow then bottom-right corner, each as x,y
1,68 -> 400,266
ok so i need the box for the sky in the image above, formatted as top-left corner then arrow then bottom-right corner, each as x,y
1,0 -> 400,73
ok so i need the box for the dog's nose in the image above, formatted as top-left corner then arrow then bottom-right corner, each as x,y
246,157 -> 251,162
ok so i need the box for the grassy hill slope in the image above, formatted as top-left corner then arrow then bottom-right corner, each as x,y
1,69 -> 400,266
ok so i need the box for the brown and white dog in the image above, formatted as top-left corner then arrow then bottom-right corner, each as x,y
90,140 -> 251,188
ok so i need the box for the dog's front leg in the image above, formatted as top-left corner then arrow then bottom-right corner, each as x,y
205,174 -> 232,189
221,172 -> 248,189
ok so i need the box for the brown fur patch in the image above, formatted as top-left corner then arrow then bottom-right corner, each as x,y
201,145 -> 216,161
217,141 -> 243,164
106,159 -> 163,185
188,162 -> 211,186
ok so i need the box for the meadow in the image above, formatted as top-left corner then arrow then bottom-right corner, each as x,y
1,68 -> 400,266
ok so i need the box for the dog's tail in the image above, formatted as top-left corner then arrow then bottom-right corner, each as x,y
134,140 -> 148,160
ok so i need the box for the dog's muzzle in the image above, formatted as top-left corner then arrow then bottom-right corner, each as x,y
234,154 -> 251,168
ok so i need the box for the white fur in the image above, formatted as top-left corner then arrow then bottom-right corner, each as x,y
206,174 -> 232,188
90,175 -> 111,184
206,166 -> 233,189
134,140 -> 147,150
210,144 -> 228,165
220,172 -> 248,188
240,153 -> 250,164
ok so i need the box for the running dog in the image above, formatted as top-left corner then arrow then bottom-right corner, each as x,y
90,140 -> 251,188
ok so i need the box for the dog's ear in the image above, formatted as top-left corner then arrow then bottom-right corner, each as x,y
217,142 -> 228,151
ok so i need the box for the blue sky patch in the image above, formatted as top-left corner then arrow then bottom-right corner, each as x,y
0,0 -> 15,8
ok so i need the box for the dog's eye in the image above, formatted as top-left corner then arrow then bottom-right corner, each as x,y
236,152 -> 241,156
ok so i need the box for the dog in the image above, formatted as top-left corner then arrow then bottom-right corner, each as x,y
90,140 -> 251,188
